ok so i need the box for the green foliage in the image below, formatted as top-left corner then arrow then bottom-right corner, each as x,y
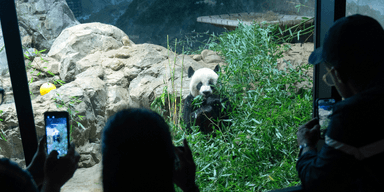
192,94 -> 205,108
151,85 -> 171,117
151,35 -> 187,131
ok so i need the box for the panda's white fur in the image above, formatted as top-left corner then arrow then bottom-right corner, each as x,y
183,65 -> 232,134
189,67 -> 219,97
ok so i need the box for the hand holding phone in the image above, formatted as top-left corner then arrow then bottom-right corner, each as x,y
44,111 -> 70,159
173,139 -> 198,192
42,111 -> 80,190
43,142 -> 80,189
297,98 -> 335,157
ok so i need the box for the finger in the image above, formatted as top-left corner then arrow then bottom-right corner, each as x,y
39,135 -> 45,144
183,139 -> 193,161
174,146 -> 183,154
309,124 -> 319,130
45,151 -> 57,169
39,135 -> 46,150
301,118 -> 319,129
74,150 -> 80,163
183,139 -> 190,152
47,150 -> 59,160
313,125 -> 321,134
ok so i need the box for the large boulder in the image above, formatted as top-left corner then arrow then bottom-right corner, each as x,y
0,0 -> 81,76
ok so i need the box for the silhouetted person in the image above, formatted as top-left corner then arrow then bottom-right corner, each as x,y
296,14 -> 384,192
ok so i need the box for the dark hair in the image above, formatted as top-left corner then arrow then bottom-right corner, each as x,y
326,15 -> 384,91
0,158 -> 38,192
101,107 -> 176,192
330,30 -> 384,91
328,57 -> 384,91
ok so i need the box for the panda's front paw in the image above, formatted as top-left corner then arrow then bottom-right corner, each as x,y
201,105 -> 213,113
193,105 -> 213,118
206,96 -> 220,106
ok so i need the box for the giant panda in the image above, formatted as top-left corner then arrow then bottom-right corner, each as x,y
182,65 -> 232,134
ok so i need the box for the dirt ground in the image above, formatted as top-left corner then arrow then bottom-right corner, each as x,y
276,42 -> 314,94
61,161 -> 103,192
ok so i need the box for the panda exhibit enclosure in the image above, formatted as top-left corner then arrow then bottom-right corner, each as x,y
2,0 -> 382,191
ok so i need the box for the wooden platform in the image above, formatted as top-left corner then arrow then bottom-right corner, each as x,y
197,11 -> 314,31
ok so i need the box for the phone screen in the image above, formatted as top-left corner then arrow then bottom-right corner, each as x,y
317,98 -> 335,138
44,112 -> 69,158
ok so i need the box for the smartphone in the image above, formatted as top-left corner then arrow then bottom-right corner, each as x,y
315,98 -> 336,139
44,111 -> 70,159
298,98 -> 336,157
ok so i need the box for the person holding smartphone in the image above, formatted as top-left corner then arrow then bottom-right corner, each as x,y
0,134 -> 80,192
296,14 -> 384,192
1,108 -> 199,192
101,108 -> 199,192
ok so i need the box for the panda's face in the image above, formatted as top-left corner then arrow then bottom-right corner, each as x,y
189,68 -> 218,97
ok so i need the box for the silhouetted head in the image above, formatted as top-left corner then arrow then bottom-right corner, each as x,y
101,107 -> 175,192
0,158 -> 38,192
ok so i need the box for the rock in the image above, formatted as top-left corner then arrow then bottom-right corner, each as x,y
77,141 -> 102,167
60,159 -> 103,192
0,0 -> 80,76
201,49 -> 224,63
192,55 -> 202,61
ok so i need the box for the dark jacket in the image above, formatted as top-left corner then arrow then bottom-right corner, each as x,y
0,158 -> 39,192
296,79 -> 384,192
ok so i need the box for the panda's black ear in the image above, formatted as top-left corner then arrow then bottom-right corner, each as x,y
213,65 -> 220,74
188,66 -> 195,78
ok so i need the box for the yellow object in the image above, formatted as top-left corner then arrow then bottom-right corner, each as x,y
40,82 -> 56,96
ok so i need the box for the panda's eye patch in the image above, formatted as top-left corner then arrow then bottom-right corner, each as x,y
196,82 -> 202,90
209,80 -> 216,90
